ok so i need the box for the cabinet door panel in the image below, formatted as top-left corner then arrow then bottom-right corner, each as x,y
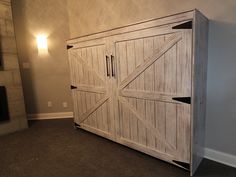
68,41 -> 114,136
115,28 -> 192,163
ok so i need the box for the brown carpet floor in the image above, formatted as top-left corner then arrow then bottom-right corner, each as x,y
0,119 -> 235,177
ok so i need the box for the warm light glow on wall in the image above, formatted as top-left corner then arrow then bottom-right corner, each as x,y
36,35 -> 48,54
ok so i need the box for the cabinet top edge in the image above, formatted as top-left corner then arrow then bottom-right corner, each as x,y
67,9 -> 203,44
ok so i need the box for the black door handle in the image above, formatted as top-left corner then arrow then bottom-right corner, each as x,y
111,55 -> 115,77
106,55 -> 110,77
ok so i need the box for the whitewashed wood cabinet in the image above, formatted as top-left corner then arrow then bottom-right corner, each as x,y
67,10 -> 208,176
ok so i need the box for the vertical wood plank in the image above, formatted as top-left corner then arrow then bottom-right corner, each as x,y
177,104 -> 191,162
134,39 -> 146,146
74,52 -> 79,86
73,92 -> 79,122
118,42 -> 130,139
76,49 -> 84,121
81,92 -> 87,122
68,51 -> 75,86
155,101 -> 166,152
177,31 -> 192,96
80,48 -> 90,125
90,47 -> 98,127
118,101 -> 123,138
144,37 -> 155,149
95,46 -> 104,130
77,49 -> 84,86
97,45 -> 108,132
153,35 -> 166,152
86,47 -> 93,126
81,48 -> 89,85
165,103 -> 177,154
164,35 -> 177,95
127,40 -> 138,142
74,51 -> 81,120
127,41 -> 136,89
154,36 -> 165,93
163,34 -> 178,155
118,42 -> 128,82
109,41 -> 116,136
87,47 -> 93,86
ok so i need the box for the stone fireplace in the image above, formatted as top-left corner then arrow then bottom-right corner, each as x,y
0,0 -> 27,135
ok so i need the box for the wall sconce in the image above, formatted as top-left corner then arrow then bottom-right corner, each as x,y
36,35 -> 48,54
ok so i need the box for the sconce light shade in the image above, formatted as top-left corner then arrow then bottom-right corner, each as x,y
36,35 -> 48,54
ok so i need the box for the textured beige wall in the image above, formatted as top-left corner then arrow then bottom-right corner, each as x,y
0,0 -> 27,135
67,0 -> 236,155
11,0 -> 72,114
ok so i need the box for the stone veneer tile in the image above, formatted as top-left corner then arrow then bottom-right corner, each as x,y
0,36 -> 17,53
0,18 -> 6,35
8,100 -> 26,118
6,86 -> 24,102
12,70 -> 22,85
0,3 -> 12,20
3,54 -> 20,70
0,70 -> 14,85
5,19 -> 14,36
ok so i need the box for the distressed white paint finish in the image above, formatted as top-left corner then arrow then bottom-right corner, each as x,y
191,10 -> 209,176
115,28 -> 192,163
67,10 -> 208,176
68,40 -> 115,136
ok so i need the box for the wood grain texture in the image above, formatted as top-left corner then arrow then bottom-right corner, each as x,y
119,33 -> 182,90
191,10 -> 209,176
68,42 -> 114,136
115,25 -> 192,163
119,90 -> 184,104
118,96 -> 175,150
67,10 -> 208,175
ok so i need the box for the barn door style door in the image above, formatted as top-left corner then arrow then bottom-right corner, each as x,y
67,10 -> 208,175
68,39 -> 115,137
114,25 -> 192,164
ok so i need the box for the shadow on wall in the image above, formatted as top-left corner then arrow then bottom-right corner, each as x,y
12,0 -> 39,114
206,20 -> 236,155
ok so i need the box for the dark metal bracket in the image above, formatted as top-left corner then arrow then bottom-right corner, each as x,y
67,45 -> 74,50
172,21 -> 192,29
71,85 -> 77,90
172,97 -> 191,104
173,160 -> 190,170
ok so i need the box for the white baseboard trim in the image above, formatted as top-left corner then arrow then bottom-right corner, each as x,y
204,148 -> 236,168
28,112 -> 74,120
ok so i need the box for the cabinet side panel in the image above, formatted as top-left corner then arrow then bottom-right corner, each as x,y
191,10 -> 209,176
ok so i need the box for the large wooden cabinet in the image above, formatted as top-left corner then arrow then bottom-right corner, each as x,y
67,10 -> 208,176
